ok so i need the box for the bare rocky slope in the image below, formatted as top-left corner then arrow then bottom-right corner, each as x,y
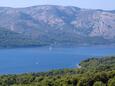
0,5 -> 115,47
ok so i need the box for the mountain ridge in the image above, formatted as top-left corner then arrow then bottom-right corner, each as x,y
0,5 -> 115,47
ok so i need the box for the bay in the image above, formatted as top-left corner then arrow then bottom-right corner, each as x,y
0,46 -> 115,74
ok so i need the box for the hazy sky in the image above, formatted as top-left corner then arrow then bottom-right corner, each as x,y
0,0 -> 115,10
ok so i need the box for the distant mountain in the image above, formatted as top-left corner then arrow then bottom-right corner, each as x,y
0,5 -> 115,47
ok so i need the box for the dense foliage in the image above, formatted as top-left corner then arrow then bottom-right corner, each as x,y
0,27 -> 48,48
0,27 -> 113,48
0,56 -> 115,86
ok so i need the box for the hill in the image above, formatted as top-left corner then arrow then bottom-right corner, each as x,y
0,5 -> 115,47
0,27 -> 47,48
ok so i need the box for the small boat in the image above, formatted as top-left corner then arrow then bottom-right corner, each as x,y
49,46 -> 52,51
35,62 -> 39,65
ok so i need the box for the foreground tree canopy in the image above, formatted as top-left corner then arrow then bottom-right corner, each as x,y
0,56 -> 115,86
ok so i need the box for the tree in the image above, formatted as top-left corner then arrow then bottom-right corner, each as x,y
93,81 -> 106,86
108,78 -> 115,86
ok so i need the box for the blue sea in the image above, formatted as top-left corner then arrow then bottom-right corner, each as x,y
0,46 -> 115,74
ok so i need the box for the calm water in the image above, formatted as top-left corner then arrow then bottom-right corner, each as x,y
0,46 -> 115,74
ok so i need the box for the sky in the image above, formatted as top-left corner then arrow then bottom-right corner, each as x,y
0,0 -> 115,10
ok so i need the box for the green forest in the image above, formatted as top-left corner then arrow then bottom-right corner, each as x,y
0,27 -> 48,48
0,56 -> 115,86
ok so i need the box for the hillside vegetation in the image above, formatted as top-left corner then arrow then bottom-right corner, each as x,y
0,27 -> 48,48
0,5 -> 115,47
0,56 -> 115,86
